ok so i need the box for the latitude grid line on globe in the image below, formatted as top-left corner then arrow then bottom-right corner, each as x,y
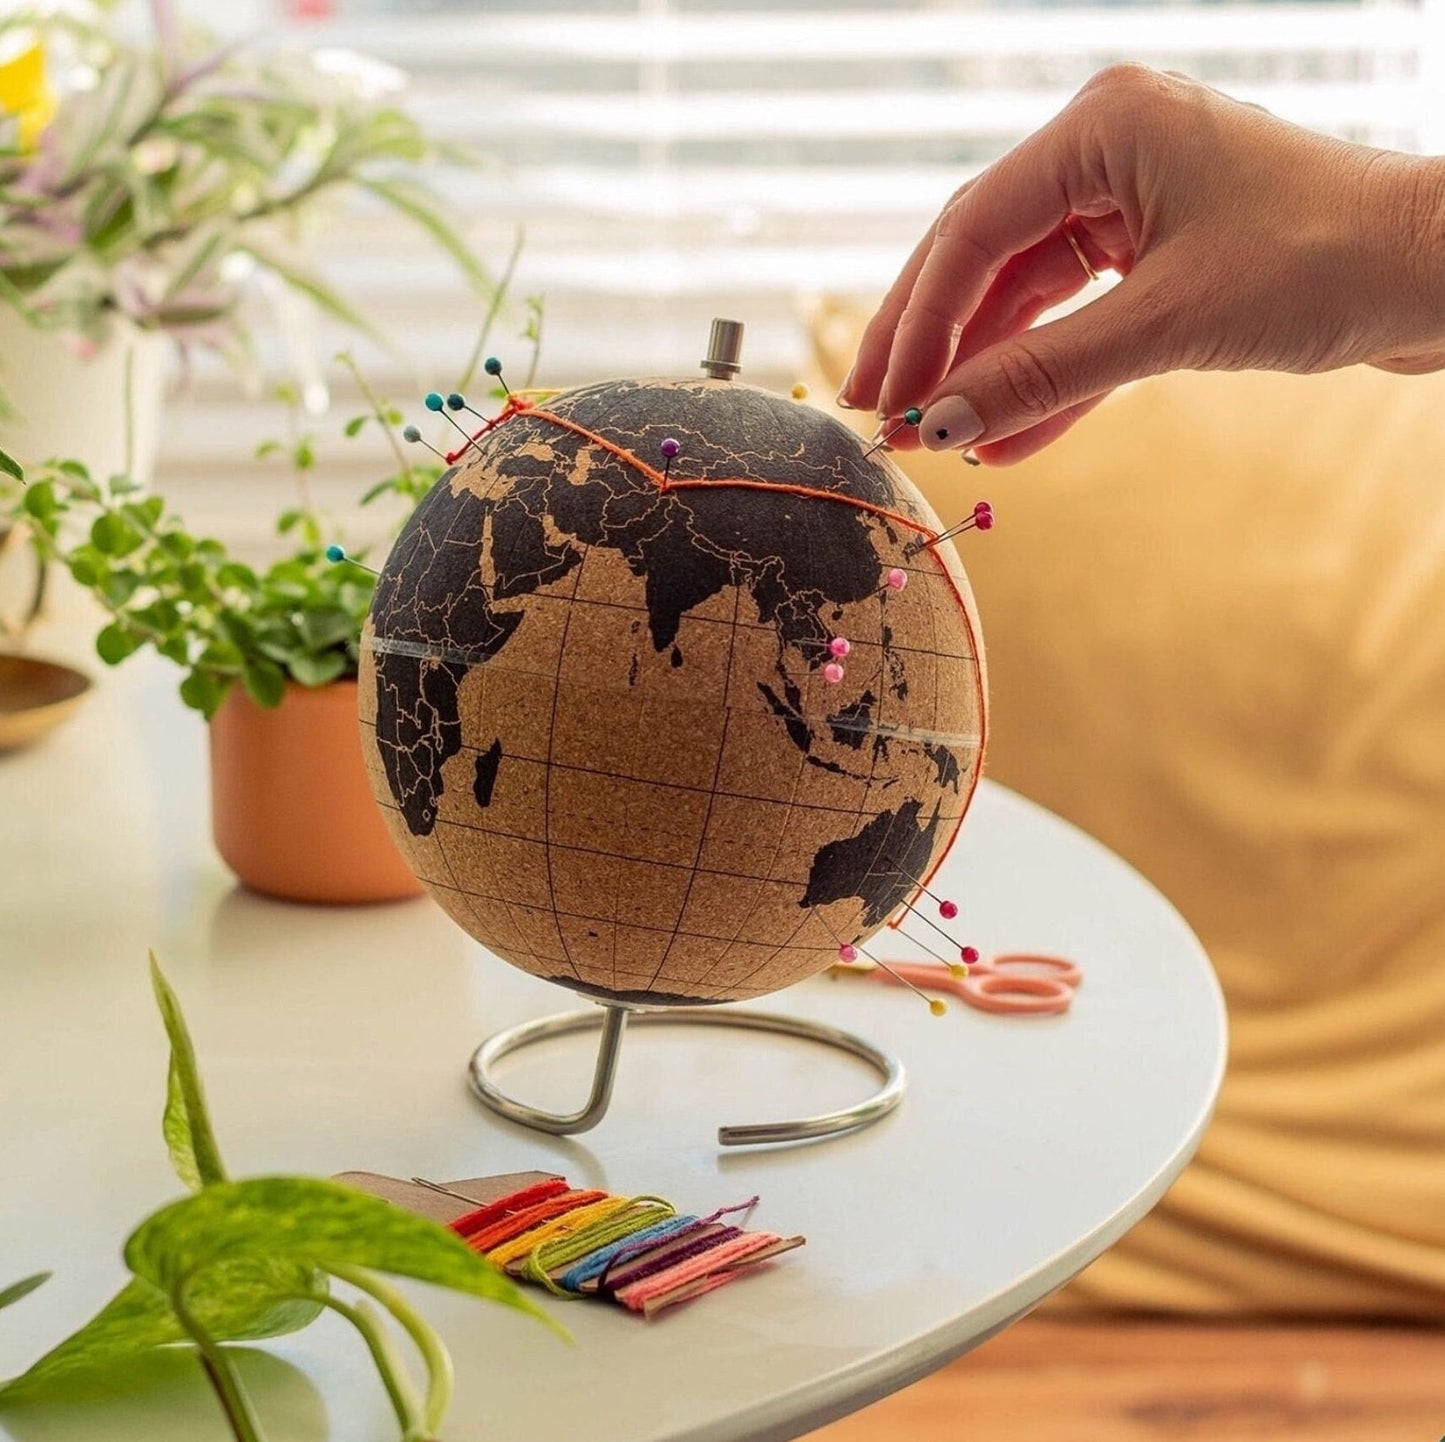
360,721 -> 977,817
368,794 -> 970,889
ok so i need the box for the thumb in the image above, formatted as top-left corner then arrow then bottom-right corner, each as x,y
917,275 -> 1180,452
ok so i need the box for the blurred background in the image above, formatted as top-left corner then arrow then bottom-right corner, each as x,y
5,0 -> 1442,545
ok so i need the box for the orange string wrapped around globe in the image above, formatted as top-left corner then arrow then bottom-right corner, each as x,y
359,371 -> 987,1005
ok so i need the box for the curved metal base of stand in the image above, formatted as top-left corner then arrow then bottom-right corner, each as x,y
467,1004 -> 905,1147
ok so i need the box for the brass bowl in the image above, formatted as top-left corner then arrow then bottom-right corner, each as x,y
0,653 -> 92,751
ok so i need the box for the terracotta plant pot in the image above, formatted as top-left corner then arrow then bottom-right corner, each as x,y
209,679 -> 424,904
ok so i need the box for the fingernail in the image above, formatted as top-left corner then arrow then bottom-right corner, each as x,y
920,396 -> 984,452
868,422 -> 886,443
962,449 -> 981,467
836,396 -> 857,410
836,368 -> 857,408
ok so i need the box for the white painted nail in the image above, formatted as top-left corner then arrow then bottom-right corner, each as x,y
920,396 -> 984,452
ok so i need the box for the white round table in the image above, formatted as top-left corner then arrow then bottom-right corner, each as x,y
0,659 -> 1225,1442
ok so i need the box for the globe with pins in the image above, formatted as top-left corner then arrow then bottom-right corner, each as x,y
359,326 -> 988,1005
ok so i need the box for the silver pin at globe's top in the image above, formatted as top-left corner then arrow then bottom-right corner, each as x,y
701,318 -> 744,380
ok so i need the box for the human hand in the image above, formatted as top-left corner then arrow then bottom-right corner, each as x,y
841,65 -> 1445,465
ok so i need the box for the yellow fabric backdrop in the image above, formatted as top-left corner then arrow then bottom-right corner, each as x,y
811,309 -> 1445,1315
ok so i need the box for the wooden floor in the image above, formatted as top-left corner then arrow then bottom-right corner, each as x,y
809,1315 -> 1445,1441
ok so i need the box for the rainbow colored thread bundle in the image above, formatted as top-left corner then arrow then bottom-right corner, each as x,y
447,1177 -> 803,1318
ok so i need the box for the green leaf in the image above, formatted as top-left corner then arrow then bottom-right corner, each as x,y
0,1265 -> 323,1403
157,635 -> 190,667
129,600 -> 182,635
126,496 -> 165,530
298,605 -> 356,652
96,622 -> 145,666
149,955 -> 228,1193
21,480 -> 57,525
0,446 -> 21,484
254,635 -> 302,666
288,650 -> 348,688
179,669 -> 228,719
68,550 -> 103,587
0,1279 -> 183,1401
101,570 -> 143,608
343,415 -> 367,438
90,511 -> 141,557
216,561 -> 258,591
0,1274 -> 48,1314
241,657 -> 286,709
215,613 -> 255,650
125,1178 -> 553,1332
198,640 -> 243,670
176,561 -> 210,597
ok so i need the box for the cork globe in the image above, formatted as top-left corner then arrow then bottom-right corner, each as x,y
359,371 -> 987,1005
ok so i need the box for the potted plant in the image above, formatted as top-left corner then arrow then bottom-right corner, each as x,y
10,359 -> 453,904
0,2 -> 487,480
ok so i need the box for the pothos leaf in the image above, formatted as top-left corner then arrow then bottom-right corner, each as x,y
0,1279 -> 182,1401
125,1177 -> 556,1334
0,1263 -> 324,1403
149,954 -> 228,1193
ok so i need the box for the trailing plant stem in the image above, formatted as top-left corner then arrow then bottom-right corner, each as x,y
333,1265 -> 453,1435
173,1299 -> 266,1442
320,1295 -> 427,1440
337,350 -> 412,491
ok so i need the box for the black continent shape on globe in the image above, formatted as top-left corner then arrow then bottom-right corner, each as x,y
368,379 -> 953,931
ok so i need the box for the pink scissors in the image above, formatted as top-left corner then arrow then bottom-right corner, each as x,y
836,953 -> 1083,1017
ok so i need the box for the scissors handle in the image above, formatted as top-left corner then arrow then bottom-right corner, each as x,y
852,955 -> 1079,1017
959,971 -> 1073,1016
972,953 -> 1083,988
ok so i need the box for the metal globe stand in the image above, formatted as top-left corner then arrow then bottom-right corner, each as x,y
467,1001 -> 906,1148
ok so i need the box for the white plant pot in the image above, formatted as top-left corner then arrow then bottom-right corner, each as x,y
0,310 -> 169,658
0,308 -> 168,484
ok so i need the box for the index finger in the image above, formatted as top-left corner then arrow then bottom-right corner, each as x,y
875,101 -> 1105,415
840,179 -> 973,412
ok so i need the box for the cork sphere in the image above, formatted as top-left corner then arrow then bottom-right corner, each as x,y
360,377 -> 986,1004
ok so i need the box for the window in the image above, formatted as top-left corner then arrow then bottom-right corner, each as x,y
168,0 -> 1444,520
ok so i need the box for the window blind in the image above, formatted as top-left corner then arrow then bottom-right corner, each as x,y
162,0 -> 1441,532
